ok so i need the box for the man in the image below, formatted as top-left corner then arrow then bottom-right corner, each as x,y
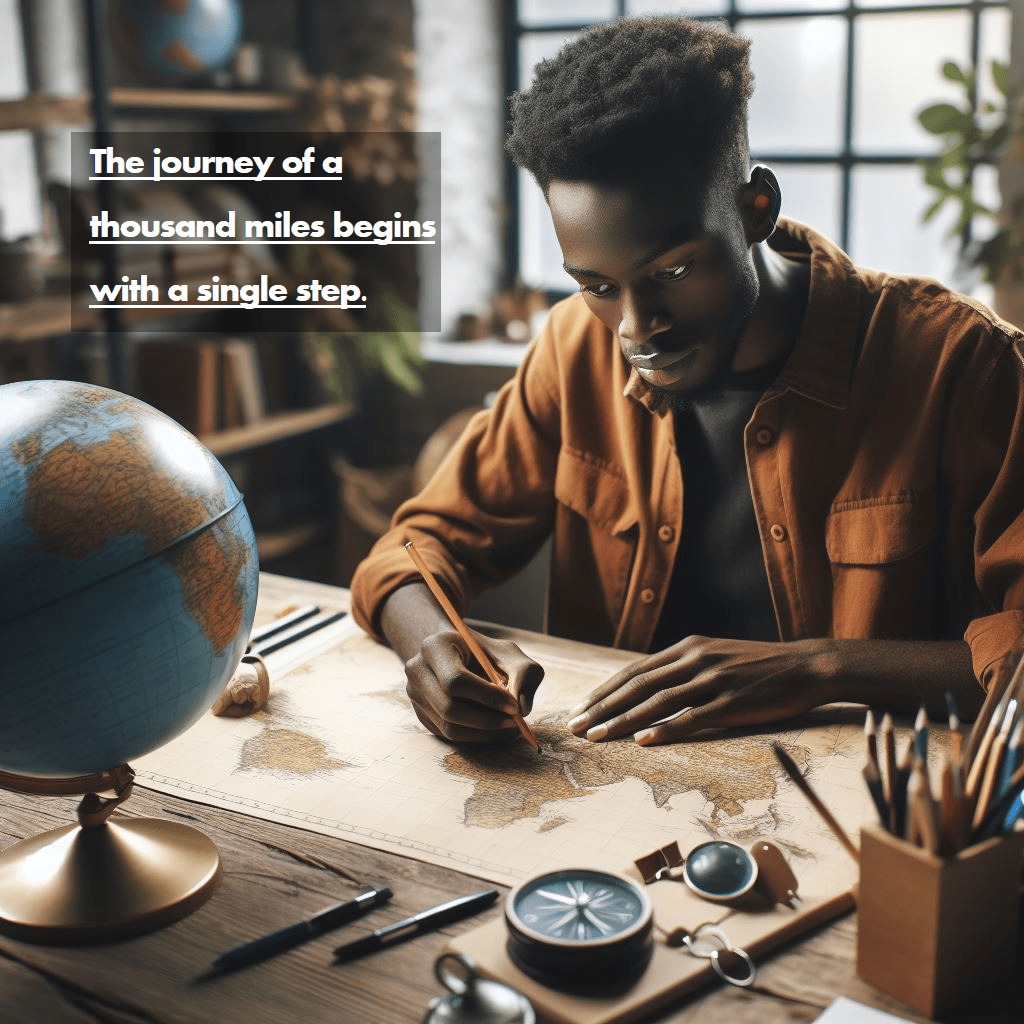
351,16 -> 1024,746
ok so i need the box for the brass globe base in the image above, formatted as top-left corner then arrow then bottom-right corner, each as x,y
0,816 -> 222,945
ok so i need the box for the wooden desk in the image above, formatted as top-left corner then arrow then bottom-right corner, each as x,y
1,574 -> 1020,1024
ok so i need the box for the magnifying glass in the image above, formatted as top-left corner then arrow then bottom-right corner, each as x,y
636,838 -> 797,907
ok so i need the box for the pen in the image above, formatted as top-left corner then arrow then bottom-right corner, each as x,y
332,888 -> 500,962
248,605 -> 320,649
251,609 -> 349,657
404,539 -> 541,752
201,885 -> 392,978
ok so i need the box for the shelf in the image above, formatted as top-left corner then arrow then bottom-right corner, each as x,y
108,87 -> 298,113
0,94 -> 90,131
0,293 -> 100,340
0,88 -> 296,131
201,403 -> 355,458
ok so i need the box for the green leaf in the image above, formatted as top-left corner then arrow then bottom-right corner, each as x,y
918,102 -> 974,135
992,60 -> 1010,98
941,60 -> 969,88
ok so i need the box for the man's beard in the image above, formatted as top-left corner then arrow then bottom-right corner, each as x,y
641,263 -> 760,413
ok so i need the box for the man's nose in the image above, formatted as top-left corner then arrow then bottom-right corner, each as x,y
617,292 -> 672,346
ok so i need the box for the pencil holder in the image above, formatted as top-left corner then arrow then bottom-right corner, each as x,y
856,824 -> 1024,1016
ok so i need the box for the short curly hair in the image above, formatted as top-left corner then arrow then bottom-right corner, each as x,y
506,17 -> 754,193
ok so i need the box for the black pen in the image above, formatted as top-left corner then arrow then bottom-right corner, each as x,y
332,888 -> 499,962
247,605 -> 320,649
200,885 -> 392,979
251,609 -> 348,656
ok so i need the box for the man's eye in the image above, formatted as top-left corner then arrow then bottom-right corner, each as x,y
581,282 -> 616,298
655,263 -> 693,282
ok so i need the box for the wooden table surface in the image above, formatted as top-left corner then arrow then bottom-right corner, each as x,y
1,574 -> 1021,1024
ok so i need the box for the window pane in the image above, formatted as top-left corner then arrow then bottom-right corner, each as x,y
629,0 -> 728,15
740,0 -> 842,14
743,17 -> 846,153
853,11 -> 971,154
850,165 -> 962,285
519,0 -> 614,28
771,165 -> 843,243
519,170 -> 576,292
979,6 -> 1011,112
519,30 -> 576,85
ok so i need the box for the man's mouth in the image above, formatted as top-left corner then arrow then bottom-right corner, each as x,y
629,346 -> 699,386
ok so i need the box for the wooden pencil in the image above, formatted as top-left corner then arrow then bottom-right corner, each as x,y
404,539 -> 541,752
972,711 -> 1021,832
773,742 -> 859,862
965,689 -> 1013,797
906,756 -> 941,854
945,691 -> 963,764
880,712 -> 897,832
963,656 -> 1022,773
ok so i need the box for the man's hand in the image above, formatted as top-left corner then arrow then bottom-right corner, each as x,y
405,627 -> 545,743
380,582 -> 545,744
566,636 -> 979,745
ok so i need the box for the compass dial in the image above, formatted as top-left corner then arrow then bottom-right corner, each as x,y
505,869 -> 653,991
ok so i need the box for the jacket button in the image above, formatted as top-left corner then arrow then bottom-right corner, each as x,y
769,523 -> 787,542
755,426 -> 774,446
657,525 -> 674,543
640,588 -> 656,604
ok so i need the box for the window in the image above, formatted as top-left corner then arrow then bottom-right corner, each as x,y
508,0 -> 1011,302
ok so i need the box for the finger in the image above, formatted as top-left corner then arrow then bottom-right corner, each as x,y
408,696 -> 519,744
420,637 -> 520,716
502,656 -> 545,717
632,676 -> 797,745
568,658 -> 703,736
578,684 -> 697,742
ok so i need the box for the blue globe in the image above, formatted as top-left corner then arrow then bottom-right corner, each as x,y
0,380 -> 259,778
111,0 -> 243,83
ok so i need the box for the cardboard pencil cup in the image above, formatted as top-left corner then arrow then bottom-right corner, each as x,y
856,824 -> 1024,1017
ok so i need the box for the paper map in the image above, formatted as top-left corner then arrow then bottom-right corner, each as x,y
136,586 -> 886,894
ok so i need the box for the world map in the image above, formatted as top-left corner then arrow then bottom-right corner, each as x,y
136,598 -> 881,898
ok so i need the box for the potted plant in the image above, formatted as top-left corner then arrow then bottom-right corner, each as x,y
918,58 -> 1024,325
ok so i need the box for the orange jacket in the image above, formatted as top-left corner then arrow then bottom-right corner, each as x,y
351,221 -> 1024,690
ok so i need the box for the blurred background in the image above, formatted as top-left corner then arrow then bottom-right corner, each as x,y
0,0 -> 1019,622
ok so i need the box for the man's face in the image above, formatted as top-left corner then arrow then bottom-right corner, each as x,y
547,177 -> 759,407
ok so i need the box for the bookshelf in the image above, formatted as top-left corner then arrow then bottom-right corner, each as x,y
0,13 -> 356,579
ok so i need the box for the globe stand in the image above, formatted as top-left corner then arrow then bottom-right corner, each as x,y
0,765 -> 221,944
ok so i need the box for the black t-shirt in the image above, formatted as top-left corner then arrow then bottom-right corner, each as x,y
651,358 -> 787,650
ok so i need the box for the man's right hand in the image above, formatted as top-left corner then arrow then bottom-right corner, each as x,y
380,582 -> 545,744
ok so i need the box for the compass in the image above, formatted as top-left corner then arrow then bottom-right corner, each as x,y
505,868 -> 653,991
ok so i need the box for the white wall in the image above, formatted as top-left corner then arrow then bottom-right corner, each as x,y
413,0 -> 505,338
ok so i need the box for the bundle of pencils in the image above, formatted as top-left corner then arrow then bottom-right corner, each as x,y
862,655 -> 1024,855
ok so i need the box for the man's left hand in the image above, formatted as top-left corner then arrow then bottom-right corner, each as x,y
566,636 -> 833,744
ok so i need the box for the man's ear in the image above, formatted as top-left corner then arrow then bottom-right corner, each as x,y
742,165 -> 781,243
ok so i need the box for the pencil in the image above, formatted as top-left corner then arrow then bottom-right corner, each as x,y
864,708 -> 879,774
962,656 -> 1020,773
938,753 -> 967,853
880,712 -> 897,832
945,691 -> 963,764
862,758 -> 889,827
973,758 -> 1024,841
404,539 -> 541,752
965,688 -> 1012,797
971,708 -> 1020,831
772,742 -> 859,862
913,705 -> 929,763
906,756 -> 941,854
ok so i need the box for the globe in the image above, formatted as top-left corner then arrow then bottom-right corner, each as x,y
0,379 -> 259,780
111,0 -> 243,83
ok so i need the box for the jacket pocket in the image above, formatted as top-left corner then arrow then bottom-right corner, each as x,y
554,449 -> 637,536
826,495 -> 938,565
549,450 -> 638,644
824,494 -> 939,638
